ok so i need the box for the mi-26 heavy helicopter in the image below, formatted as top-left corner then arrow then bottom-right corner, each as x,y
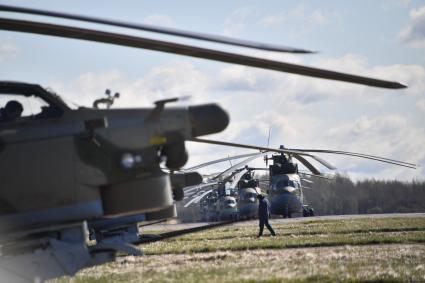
180,141 -> 417,221
0,4 -> 415,282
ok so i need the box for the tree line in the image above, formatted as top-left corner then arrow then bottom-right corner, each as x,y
177,174 -> 425,222
302,174 -> 425,215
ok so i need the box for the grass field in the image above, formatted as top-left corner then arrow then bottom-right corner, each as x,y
53,215 -> 425,283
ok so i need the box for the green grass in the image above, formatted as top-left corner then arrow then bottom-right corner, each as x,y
141,217 -> 425,254
51,216 -> 425,283
168,217 -> 425,241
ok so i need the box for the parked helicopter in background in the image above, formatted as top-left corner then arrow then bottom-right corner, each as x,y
182,171 -> 239,221
198,183 -> 239,221
184,139 -> 417,220
0,3 -> 412,282
252,147 -> 318,218
235,169 -> 263,219
181,153 -> 264,221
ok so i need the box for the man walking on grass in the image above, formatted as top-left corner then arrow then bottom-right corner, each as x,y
257,194 -> 276,237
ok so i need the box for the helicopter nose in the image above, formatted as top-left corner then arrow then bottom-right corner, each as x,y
188,103 -> 229,136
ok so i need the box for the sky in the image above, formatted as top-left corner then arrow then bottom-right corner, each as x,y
0,0 -> 424,181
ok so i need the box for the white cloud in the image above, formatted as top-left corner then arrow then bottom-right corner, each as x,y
48,54 -> 425,181
322,115 -> 425,180
51,61 -> 210,108
200,54 -> 425,181
223,7 -> 253,36
259,5 -> 336,29
143,14 -> 175,28
416,99 -> 425,110
381,0 -> 411,10
0,42 -> 19,62
213,65 -> 278,92
400,5 -> 425,48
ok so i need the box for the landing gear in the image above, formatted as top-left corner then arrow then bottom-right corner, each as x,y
302,205 -> 315,217
283,213 -> 292,218
282,203 -> 292,218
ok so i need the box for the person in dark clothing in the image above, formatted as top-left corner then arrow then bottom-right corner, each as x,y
257,194 -> 276,237
0,100 -> 23,122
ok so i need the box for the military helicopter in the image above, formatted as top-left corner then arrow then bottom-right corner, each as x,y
181,153 -> 264,221
197,183 -> 239,221
181,141 -> 417,221
235,169 -> 263,219
182,171 -> 237,222
0,3 -> 411,282
248,147 -> 319,218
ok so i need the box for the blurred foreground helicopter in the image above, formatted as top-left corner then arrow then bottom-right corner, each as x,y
0,3 -> 412,282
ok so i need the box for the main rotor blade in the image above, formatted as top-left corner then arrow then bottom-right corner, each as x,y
184,194 -> 202,208
299,172 -> 335,180
183,182 -> 217,197
292,154 -> 322,175
301,178 -> 314,184
229,170 -> 250,190
0,17 -> 406,89
212,154 -> 264,180
308,155 -> 337,170
185,153 -> 260,171
190,138 -> 417,169
190,138 -> 322,158
0,4 -> 314,54
289,148 -> 417,169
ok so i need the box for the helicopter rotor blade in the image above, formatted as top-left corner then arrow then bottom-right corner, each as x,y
184,152 -> 261,171
0,17 -> 406,89
301,178 -> 314,184
299,172 -> 335,180
292,154 -> 322,175
212,153 -> 264,181
246,167 -> 269,171
288,148 -> 417,168
0,4 -> 315,54
308,155 -> 337,170
190,138 -> 417,169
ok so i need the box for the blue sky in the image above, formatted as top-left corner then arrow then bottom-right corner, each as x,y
0,0 -> 424,181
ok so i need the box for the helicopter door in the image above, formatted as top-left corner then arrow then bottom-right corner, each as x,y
0,92 -> 75,221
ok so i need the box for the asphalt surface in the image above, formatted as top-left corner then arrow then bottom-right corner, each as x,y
141,213 -> 425,231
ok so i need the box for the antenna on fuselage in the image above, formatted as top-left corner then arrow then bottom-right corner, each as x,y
266,127 -> 271,147
93,89 -> 120,109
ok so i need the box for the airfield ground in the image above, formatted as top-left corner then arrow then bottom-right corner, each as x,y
54,214 -> 425,282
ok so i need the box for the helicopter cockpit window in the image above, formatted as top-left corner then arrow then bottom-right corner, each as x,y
274,179 -> 297,190
242,192 -> 257,200
0,93 -> 58,122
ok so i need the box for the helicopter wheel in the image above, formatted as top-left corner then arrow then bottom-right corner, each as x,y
303,207 -> 309,217
283,204 -> 289,218
303,206 -> 315,217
